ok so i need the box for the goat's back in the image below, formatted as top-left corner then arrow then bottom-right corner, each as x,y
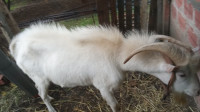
9,23 -> 125,87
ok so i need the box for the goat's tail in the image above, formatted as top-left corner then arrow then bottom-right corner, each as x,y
9,37 -> 18,58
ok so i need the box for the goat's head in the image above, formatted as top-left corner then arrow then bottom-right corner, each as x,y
173,52 -> 200,96
124,35 -> 200,97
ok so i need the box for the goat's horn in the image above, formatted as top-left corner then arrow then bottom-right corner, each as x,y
124,42 -> 191,66
152,35 -> 193,53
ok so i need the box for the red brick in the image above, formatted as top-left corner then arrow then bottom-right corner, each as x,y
171,4 -> 177,19
184,0 -> 193,20
187,27 -> 198,47
196,0 -> 200,2
175,0 -> 183,8
178,13 -> 186,30
195,9 -> 200,30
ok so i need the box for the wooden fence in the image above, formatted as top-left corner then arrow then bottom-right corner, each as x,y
0,0 -> 38,97
11,0 -> 96,28
0,0 -> 171,97
11,0 -> 171,34
97,0 -> 171,34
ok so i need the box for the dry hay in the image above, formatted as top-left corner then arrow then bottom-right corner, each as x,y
0,72 -> 198,112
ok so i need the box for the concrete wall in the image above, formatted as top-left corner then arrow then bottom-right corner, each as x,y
170,0 -> 200,109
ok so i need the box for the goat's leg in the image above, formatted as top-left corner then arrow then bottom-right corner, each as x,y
99,88 -> 119,112
35,79 -> 56,112
47,95 -> 54,102
18,63 -> 56,112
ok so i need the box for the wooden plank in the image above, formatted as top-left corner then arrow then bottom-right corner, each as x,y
148,0 -> 157,32
0,0 -> 20,37
97,0 -> 110,25
162,0 -> 170,35
134,0 -> 141,30
0,23 -> 10,53
126,0 -> 132,31
0,1 -> 38,97
117,0 -> 125,32
140,0 -> 148,31
11,0 -> 95,24
0,50 -> 38,97
110,0 -> 117,26
156,0 -> 163,34
18,3 -> 97,28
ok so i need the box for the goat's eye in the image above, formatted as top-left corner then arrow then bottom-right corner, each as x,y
179,74 -> 186,77
176,72 -> 186,77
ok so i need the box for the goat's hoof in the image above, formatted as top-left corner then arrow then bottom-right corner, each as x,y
48,95 -> 54,101
49,108 -> 57,112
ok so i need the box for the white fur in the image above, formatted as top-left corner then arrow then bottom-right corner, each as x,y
9,23 -> 200,112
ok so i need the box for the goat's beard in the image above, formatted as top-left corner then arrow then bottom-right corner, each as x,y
173,92 -> 187,105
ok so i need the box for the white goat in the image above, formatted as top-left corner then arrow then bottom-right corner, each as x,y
9,23 -> 200,112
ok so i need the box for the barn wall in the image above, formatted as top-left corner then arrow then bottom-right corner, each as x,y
170,0 -> 200,109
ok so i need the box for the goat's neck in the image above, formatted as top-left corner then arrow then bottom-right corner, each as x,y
117,42 -> 172,85
117,41 -> 146,72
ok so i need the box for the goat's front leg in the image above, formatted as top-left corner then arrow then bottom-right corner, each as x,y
99,88 -> 119,112
34,77 -> 56,112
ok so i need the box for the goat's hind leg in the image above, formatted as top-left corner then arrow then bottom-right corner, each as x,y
34,77 -> 56,112
99,88 -> 119,112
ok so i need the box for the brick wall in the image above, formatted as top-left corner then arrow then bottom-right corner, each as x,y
170,0 -> 200,109
170,0 -> 200,47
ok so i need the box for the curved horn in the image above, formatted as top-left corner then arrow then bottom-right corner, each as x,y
124,42 -> 191,66
152,35 -> 193,53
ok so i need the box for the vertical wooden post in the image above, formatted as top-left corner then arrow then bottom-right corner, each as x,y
162,0 -> 171,35
148,0 -> 157,32
110,0 -> 117,26
0,50 -> 38,97
0,1 -> 38,97
2,0 -> 10,10
134,0 -> 141,30
126,0 -> 132,31
117,0 -> 125,32
156,0 -> 163,34
0,0 -> 20,37
97,0 -> 110,25
140,0 -> 148,31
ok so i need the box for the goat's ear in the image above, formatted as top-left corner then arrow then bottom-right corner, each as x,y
164,64 -> 176,72
192,46 -> 199,53
197,71 -> 200,81
152,35 -> 192,53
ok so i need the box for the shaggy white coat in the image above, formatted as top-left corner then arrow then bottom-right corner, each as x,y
9,23 -> 200,112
